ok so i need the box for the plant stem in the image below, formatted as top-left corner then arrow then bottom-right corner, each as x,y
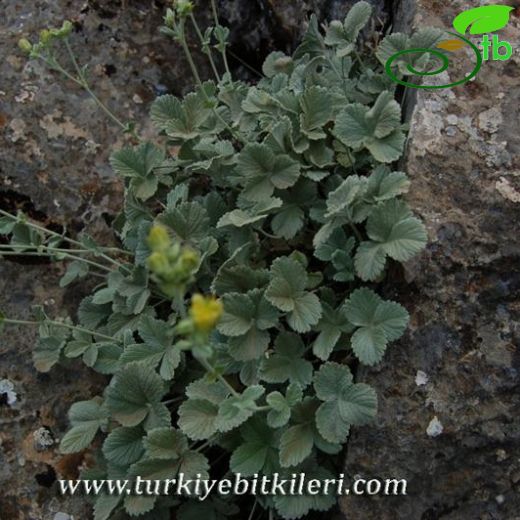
348,222 -> 363,242
228,48 -> 262,77
0,248 -> 114,273
189,13 -> 221,82
210,0 -> 232,78
248,499 -> 258,520
197,356 -> 240,398
0,209 -> 131,272
210,0 -> 219,25
63,40 -> 134,135
179,20 -> 203,86
176,19 -> 243,143
2,317 -> 117,342
174,290 -> 187,319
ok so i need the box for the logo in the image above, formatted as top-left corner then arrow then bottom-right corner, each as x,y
385,4 -> 515,89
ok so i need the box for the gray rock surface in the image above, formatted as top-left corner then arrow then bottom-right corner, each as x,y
2,0 -> 519,519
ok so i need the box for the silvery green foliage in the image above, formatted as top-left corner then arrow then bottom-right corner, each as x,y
6,3 -> 428,519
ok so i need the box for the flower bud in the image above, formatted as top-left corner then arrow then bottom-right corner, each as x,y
18,38 -> 33,54
147,251 -> 169,274
175,0 -> 194,16
60,20 -> 73,37
40,29 -> 53,45
147,225 -> 170,252
164,8 -> 176,28
180,248 -> 199,272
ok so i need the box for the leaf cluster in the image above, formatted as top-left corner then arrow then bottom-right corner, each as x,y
4,3 -> 429,520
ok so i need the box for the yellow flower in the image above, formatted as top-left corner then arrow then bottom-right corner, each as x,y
147,225 -> 171,252
190,294 -> 223,332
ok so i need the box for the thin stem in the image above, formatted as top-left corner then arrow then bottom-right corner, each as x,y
228,48 -> 262,77
248,499 -> 258,520
348,222 -> 363,242
2,318 -> 117,343
257,228 -> 279,240
0,209 -> 131,272
179,20 -> 203,86
162,396 -> 184,406
194,439 -> 213,453
210,0 -> 232,78
189,13 -> 221,82
0,248 -> 114,273
210,0 -> 219,25
177,20 -> 243,143
64,40 -> 131,133
353,49 -> 367,73
197,357 -> 240,398
174,291 -> 187,319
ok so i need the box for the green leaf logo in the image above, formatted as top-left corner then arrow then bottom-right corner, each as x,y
453,5 -> 514,35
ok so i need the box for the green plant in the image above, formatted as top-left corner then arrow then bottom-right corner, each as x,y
3,2 -> 428,519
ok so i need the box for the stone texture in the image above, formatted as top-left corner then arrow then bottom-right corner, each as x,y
2,0 -> 519,519
341,1 -> 520,519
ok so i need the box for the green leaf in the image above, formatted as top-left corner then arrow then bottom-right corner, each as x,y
102,426 -> 144,466
94,494 -> 121,520
33,336 -> 65,372
343,287 -> 409,365
144,427 -> 188,460
236,143 -> 300,202
367,199 -> 428,261
215,385 -> 265,432
178,399 -> 219,441
313,302 -> 353,360
453,5 -> 513,35
294,15 -> 325,60
106,365 -> 166,427
355,199 -> 427,280
314,362 -> 377,443
343,1 -> 373,40
260,332 -> 313,387
160,202 -> 209,242
366,165 -> 410,202
273,460 -> 336,519
266,392 -> 290,428
279,424 -> 314,468
299,86 -> 334,140
218,293 -> 256,336
60,260 -> 89,288
230,417 -> 279,475
271,205 -> 305,240
60,400 -> 108,453
287,292 -> 322,333
150,92 -> 212,139
265,257 -> 322,332
219,290 -> 278,361
265,257 -> 306,312
120,316 -> 180,380
130,450 -> 209,481
110,143 -> 164,201
228,328 -> 271,362
334,92 -> 404,163
124,495 -> 157,517
217,198 -> 282,229
325,175 -> 367,219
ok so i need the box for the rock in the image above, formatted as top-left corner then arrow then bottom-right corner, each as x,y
426,416 -> 443,437
0,379 -> 17,406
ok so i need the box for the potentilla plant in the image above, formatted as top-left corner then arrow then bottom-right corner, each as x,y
1,2 -> 440,518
